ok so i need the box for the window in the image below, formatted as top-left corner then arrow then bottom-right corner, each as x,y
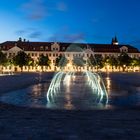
45,46 -> 48,50
40,46 -> 44,50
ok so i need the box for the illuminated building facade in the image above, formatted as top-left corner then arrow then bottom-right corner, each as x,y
0,37 -> 139,72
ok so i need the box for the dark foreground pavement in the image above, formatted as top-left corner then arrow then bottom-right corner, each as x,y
0,103 -> 140,140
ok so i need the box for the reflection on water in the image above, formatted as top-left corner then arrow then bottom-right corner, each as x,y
0,73 -> 140,110
105,73 -> 111,94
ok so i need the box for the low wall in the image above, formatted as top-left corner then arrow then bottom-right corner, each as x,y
0,66 -> 140,72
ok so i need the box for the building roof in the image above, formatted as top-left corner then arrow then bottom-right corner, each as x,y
0,40 -> 139,53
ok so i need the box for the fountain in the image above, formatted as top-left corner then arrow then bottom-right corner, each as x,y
46,44 -> 108,109
0,43 -> 108,110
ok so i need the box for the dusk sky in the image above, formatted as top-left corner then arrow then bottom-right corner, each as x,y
1,0 -> 140,49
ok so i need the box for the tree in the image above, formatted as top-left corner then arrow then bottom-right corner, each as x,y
0,51 -> 8,72
130,57 -> 140,71
108,56 -> 118,71
118,52 -> 132,71
87,54 -> 95,66
38,54 -> 51,68
13,51 -> 31,71
93,54 -> 104,69
0,51 -> 8,66
55,54 -> 68,67
73,56 -> 86,67
87,54 -> 104,71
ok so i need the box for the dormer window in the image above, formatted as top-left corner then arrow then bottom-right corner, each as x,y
51,42 -> 60,51
2,46 -> 5,49
40,46 -> 44,50
120,46 -> 128,53
45,46 -> 48,50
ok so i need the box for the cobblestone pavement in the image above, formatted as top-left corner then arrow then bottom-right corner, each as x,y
0,103 -> 140,140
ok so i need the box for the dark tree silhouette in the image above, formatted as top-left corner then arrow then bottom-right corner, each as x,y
108,56 -> 118,70
0,51 -> 7,66
91,54 -> 104,69
118,52 -> 132,71
55,54 -> 68,67
38,54 -> 51,67
13,51 -> 32,71
73,56 -> 85,67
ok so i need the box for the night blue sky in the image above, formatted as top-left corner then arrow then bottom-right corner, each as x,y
0,0 -> 140,49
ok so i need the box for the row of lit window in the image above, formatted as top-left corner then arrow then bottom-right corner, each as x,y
5,52 -> 92,57
26,53 -> 93,57
5,52 -> 139,58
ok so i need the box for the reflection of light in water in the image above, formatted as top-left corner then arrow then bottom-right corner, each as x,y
32,84 -> 42,97
64,74 -> 74,110
106,74 -> 111,95
64,93 -> 73,110
47,71 -> 108,109
106,77 -> 111,89
0,72 -> 14,76
64,74 -> 71,87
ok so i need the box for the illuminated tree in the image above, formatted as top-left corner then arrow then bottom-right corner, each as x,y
108,56 -> 118,71
13,51 -> 32,71
0,51 -> 7,66
118,52 -> 132,71
73,56 -> 85,67
38,54 -> 51,66
55,54 -> 68,67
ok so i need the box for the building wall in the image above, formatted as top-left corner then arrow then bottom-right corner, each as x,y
1,42 -> 140,64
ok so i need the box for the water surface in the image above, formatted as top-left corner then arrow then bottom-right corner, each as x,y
0,73 -> 140,110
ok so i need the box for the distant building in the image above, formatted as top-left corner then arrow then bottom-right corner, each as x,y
0,37 -> 139,66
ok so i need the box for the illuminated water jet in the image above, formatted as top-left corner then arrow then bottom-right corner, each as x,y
46,44 -> 108,109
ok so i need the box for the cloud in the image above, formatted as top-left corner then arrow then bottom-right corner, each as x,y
132,40 -> 140,44
15,30 -> 27,35
48,32 -> 85,43
15,28 -> 42,39
48,26 -> 68,42
20,0 -> 68,20
91,18 -> 99,23
21,0 -> 47,20
29,31 -> 42,39
57,2 -> 67,11
64,33 -> 85,42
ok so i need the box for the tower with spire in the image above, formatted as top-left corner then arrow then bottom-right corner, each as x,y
112,36 -> 119,45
